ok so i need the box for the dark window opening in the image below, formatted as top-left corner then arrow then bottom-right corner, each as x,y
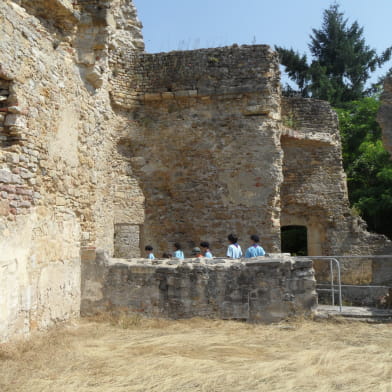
281,225 -> 308,256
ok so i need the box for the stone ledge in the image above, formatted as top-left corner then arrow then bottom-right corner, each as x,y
81,251 -> 317,323
17,0 -> 80,29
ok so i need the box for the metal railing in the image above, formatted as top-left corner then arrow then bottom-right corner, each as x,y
302,255 -> 392,313
302,257 -> 342,312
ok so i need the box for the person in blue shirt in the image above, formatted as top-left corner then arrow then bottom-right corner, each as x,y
145,245 -> 155,260
245,234 -> 266,258
226,234 -> 242,259
200,241 -> 213,258
173,242 -> 184,259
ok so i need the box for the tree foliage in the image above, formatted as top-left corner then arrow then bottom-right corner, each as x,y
336,98 -> 392,239
276,4 -> 392,240
276,4 -> 391,106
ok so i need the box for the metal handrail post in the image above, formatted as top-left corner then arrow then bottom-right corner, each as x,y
331,258 -> 342,312
303,255 -> 392,313
329,258 -> 335,307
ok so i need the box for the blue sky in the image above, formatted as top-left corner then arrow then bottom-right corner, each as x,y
133,0 -> 392,84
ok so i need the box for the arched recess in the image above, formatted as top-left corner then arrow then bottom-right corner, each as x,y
280,215 -> 325,256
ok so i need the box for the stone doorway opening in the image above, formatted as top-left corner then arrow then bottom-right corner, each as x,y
281,225 -> 308,256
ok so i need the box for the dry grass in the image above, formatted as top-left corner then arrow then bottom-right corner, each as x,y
0,314 -> 391,392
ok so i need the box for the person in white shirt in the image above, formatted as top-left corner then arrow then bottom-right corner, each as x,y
226,233 -> 242,259
145,245 -> 155,260
173,242 -> 184,259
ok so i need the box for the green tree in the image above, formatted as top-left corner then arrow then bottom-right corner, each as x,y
276,4 -> 391,106
277,4 -> 392,239
336,97 -> 392,239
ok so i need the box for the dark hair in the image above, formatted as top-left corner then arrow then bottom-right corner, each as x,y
250,234 -> 260,243
200,241 -> 210,249
145,245 -> 153,251
162,252 -> 172,258
227,234 -> 238,244
174,242 -> 182,250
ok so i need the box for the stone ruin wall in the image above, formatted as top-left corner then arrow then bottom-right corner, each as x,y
281,97 -> 347,256
1,0 -> 391,343
81,251 -> 317,323
110,46 -> 284,257
0,0 -> 144,342
281,97 -> 392,284
109,45 -> 392,282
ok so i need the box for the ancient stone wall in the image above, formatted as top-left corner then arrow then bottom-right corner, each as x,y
281,97 -> 392,283
281,97 -> 349,256
109,45 -> 392,272
0,0 -> 144,342
110,45 -> 280,110
81,250 -> 317,323
2,0 -> 391,342
109,46 -> 283,257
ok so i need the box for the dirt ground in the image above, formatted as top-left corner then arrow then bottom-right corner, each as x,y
0,314 -> 391,392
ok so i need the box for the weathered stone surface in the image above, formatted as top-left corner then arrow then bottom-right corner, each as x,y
113,223 -> 141,258
0,0 -> 144,342
109,48 -> 391,281
110,45 -> 280,110
281,98 -> 392,282
81,251 -> 317,323
1,0 -> 391,343
110,45 -> 283,256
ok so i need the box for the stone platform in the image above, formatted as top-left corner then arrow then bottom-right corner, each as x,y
317,305 -> 392,322
81,251 -> 317,323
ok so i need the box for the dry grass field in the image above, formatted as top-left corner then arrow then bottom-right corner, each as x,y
0,314 -> 391,392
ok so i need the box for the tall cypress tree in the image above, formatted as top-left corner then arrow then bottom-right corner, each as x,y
276,4 -> 391,106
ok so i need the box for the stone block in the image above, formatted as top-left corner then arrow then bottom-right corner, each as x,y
85,66 -> 104,89
243,105 -> 271,116
161,92 -> 174,100
174,90 -> 190,98
144,93 -> 161,101
4,114 -> 26,129
0,170 -> 12,184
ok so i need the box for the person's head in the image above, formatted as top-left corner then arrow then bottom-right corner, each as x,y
228,234 -> 238,244
145,245 -> 153,252
192,247 -> 201,256
162,252 -> 172,259
250,234 -> 260,243
200,241 -> 210,250
174,242 -> 182,251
